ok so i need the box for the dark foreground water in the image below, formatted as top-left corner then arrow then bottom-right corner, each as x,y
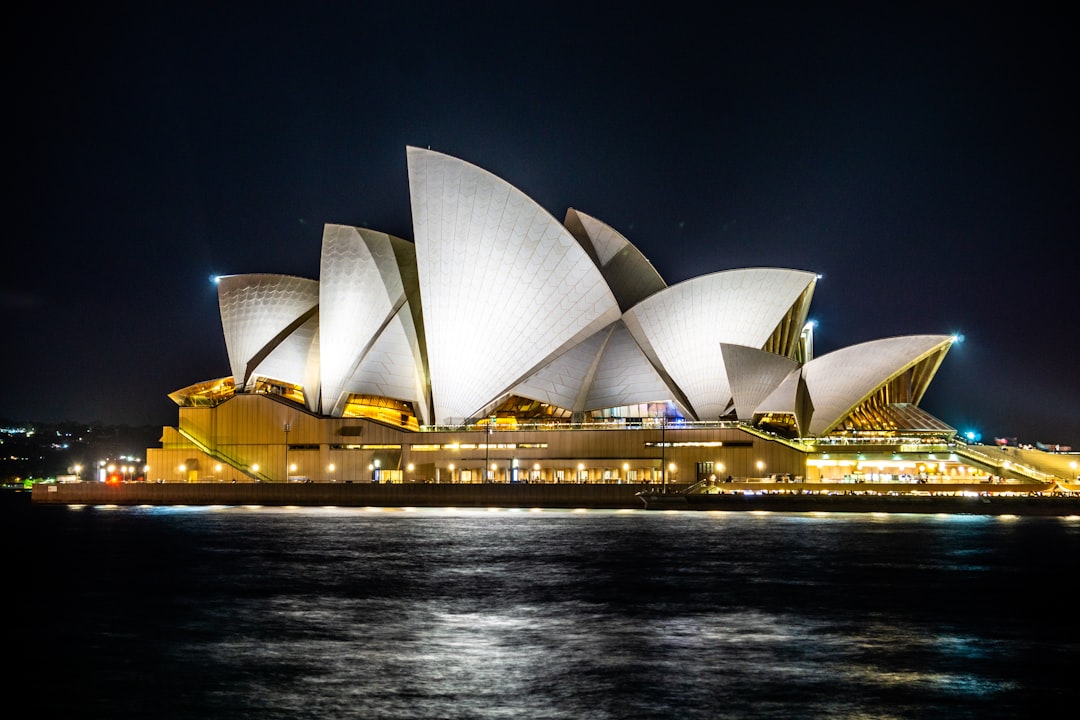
11,495 -> 1080,718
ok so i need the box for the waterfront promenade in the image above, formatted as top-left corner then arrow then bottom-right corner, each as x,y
28,480 -> 1080,515
30,480 -> 654,510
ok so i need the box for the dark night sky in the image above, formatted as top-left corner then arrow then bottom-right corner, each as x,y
6,2 -> 1078,445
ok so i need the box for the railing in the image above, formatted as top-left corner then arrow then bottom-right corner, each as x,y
422,419 -> 753,434
681,478 -> 711,496
951,441 -> 1058,483
735,424 -> 814,451
176,427 -> 274,483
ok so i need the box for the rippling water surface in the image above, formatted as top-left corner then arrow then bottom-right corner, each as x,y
15,501 -> 1079,718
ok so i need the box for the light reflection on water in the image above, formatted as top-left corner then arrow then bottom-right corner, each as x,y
21,505 -> 1080,719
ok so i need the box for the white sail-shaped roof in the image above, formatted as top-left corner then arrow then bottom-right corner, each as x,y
585,322 -> 680,412
198,148 -> 956,438
318,224 -> 426,420
802,334 -> 955,435
753,367 -> 814,436
511,321 -> 680,414
248,313 -> 321,411
564,209 -> 667,312
623,268 -> 817,420
335,303 -> 430,425
720,343 -> 800,421
407,146 -> 621,424
511,326 -> 610,412
217,274 -> 320,391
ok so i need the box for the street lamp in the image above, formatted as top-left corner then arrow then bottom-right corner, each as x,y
661,415 -> 667,492
283,422 -> 291,482
485,416 -> 495,482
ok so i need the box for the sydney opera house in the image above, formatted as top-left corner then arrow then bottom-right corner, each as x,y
145,147 -> 1057,488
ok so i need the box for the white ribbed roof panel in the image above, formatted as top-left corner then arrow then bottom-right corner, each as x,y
754,367 -> 813,436
585,322 -> 676,411
565,209 -> 667,311
217,274 -> 319,389
338,304 -> 430,425
720,343 -> 800,421
571,209 -> 625,265
318,224 -> 412,415
755,367 -> 804,415
249,313 -> 321,408
803,334 -> 954,435
408,147 -> 620,424
624,268 -> 817,420
512,329 -> 609,411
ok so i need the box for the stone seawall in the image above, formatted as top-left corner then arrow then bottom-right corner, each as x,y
30,482 -> 665,509
28,482 -> 1080,515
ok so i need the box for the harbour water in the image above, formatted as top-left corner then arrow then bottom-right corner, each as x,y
14,496 -> 1079,718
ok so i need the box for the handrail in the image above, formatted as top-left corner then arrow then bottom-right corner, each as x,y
950,442 -> 1058,482
176,427 -> 275,483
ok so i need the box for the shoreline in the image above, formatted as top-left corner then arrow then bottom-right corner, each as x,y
638,490 -> 1080,516
17,482 -> 1080,516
